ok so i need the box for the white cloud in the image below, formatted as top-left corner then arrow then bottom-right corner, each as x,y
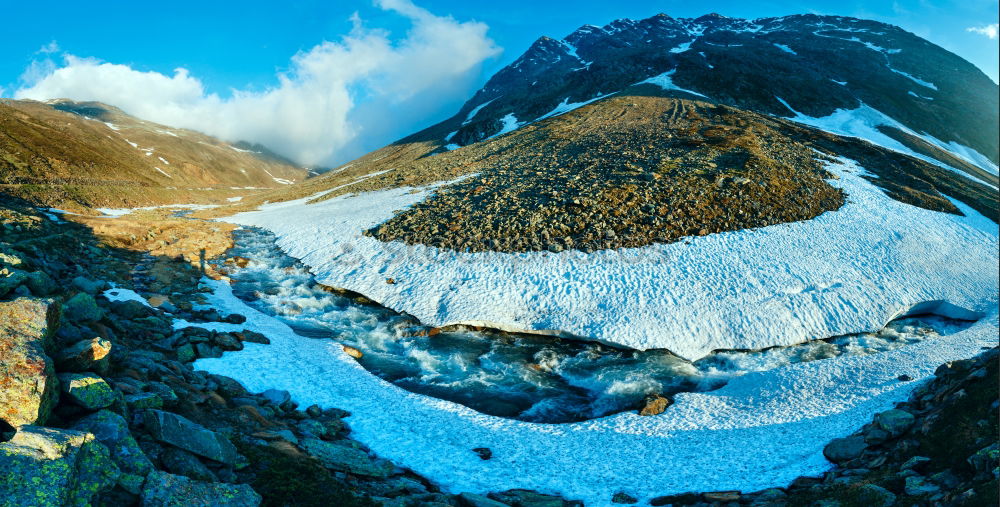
15,0 -> 500,166
966,23 -> 999,39
37,41 -> 60,54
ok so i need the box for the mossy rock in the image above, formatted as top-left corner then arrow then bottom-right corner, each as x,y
0,425 -> 120,506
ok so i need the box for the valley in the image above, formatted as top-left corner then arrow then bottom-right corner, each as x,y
1,9 -> 998,507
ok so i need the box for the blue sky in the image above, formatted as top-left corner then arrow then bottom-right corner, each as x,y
3,0 -> 997,165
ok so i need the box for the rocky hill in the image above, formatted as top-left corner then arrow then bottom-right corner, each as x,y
0,99 -> 308,209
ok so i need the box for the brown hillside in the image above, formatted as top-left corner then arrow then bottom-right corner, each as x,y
0,99 -> 307,209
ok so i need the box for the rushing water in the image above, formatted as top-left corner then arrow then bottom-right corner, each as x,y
213,227 -> 973,423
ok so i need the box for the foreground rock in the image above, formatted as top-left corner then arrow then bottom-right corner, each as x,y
0,297 -> 60,427
143,409 -> 239,465
58,372 -> 118,411
141,470 -> 261,506
0,425 -> 119,506
71,410 -> 154,482
300,437 -> 394,477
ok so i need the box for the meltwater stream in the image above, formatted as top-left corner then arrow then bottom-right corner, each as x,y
213,227 -> 973,423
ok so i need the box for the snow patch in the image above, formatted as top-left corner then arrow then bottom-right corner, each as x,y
775,97 -> 996,187
537,93 -> 613,121
463,98 -> 498,124
102,287 -> 152,307
222,157 -> 998,361
669,40 -> 694,53
773,43 -> 796,54
890,68 -> 938,90
639,69 -> 708,98
488,114 -> 525,139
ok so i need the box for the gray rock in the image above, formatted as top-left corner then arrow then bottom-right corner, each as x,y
147,381 -> 179,406
0,297 -> 60,426
875,409 -> 915,438
213,333 -> 243,351
296,419 -> 326,439
968,443 -> 999,475
822,435 -> 867,463
261,388 -> 291,406
901,455 -> 931,471
110,299 -> 155,319
904,475 -> 940,496
71,409 -> 153,477
612,491 -> 638,503
64,293 -> 103,323
141,470 -> 260,507
235,330 -> 270,344
71,276 -> 106,295
0,269 -> 27,297
161,447 -> 218,482
863,427 -> 890,446
458,492 -> 510,507
25,271 -> 57,296
143,410 -> 239,465
126,392 -> 164,410
176,344 -> 196,362
300,438 -> 393,477
489,489 -> 566,507
58,372 -> 118,410
0,425 -> 120,506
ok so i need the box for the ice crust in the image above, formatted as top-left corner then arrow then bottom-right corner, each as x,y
224,158 -> 998,361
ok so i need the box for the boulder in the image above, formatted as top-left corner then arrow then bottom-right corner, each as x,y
903,475 -> 940,496
110,299 -> 155,319
25,271 -> 57,296
612,491 -> 639,503
488,489 -> 567,507
823,435 -> 867,463
70,409 -> 153,477
458,493 -> 510,507
161,446 -> 217,482
58,373 -> 118,410
0,269 -> 28,297
300,438 -> 393,477
143,410 -> 238,465
0,297 -> 60,426
0,425 -> 119,506
875,409 -> 915,438
855,484 -> 895,507
55,337 -> 112,372
213,333 -> 243,351
63,293 -> 103,323
235,330 -> 270,344
261,389 -> 291,406
125,392 -> 164,410
70,276 -> 106,295
141,470 -> 261,507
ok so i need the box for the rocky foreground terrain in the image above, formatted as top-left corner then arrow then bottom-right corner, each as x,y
1,193 -> 997,506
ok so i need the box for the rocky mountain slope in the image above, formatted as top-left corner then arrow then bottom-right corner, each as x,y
0,99 -> 308,209
444,13 -> 999,169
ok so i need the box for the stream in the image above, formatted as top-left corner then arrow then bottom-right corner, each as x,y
211,226 -> 973,423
